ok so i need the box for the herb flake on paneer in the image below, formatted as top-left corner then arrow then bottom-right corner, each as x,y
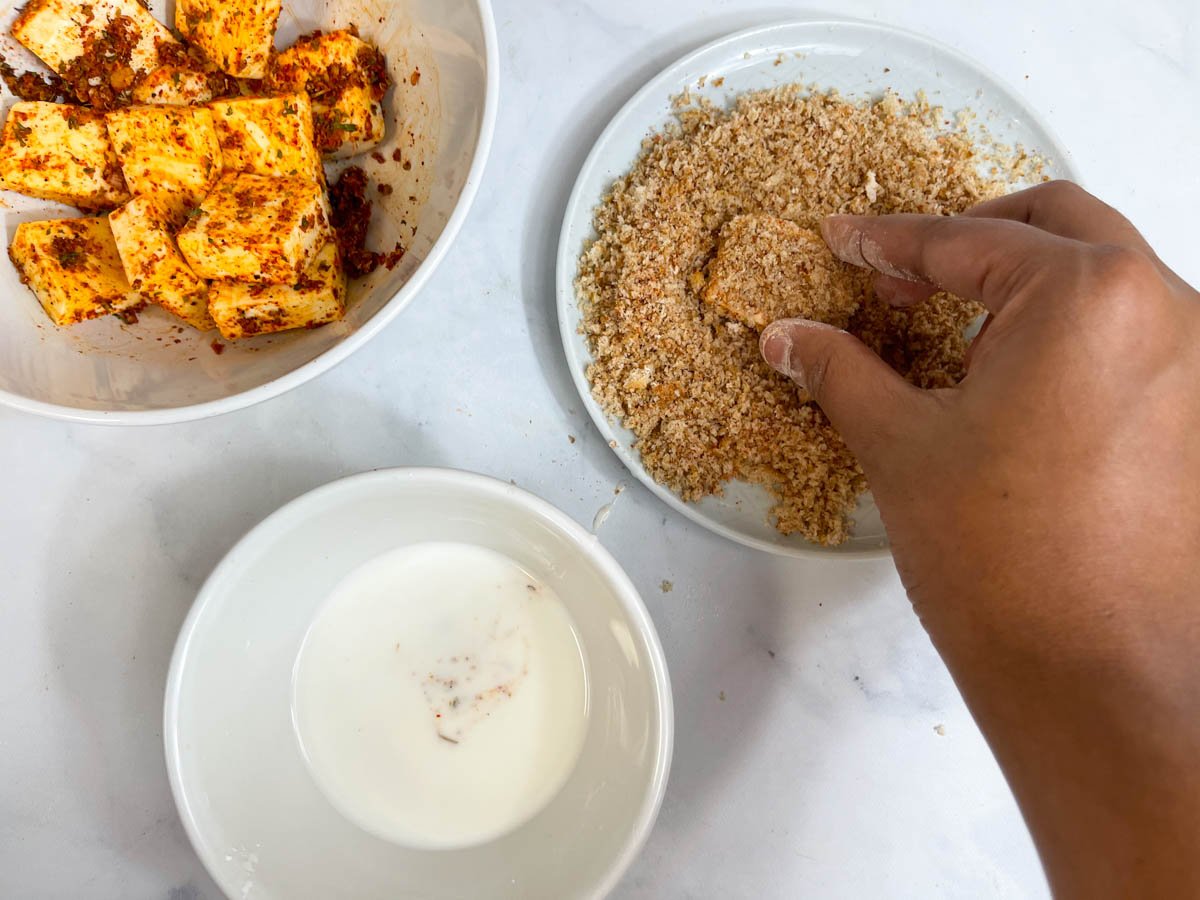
11,0 -> 181,109
210,93 -> 323,182
105,104 -> 223,203
8,217 -> 141,325
0,102 -> 130,209
208,241 -> 345,339
109,194 -> 214,331
176,171 -> 333,283
175,0 -> 281,79
266,29 -> 388,159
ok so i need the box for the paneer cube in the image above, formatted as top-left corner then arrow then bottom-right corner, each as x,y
0,102 -> 129,209
8,217 -> 140,326
208,242 -> 345,339
11,0 -> 180,106
266,30 -> 389,158
210,94 -> 323,182
132,66 -> 216,107
176,172 -> 333,284
700,214 -> 860,330
176,0 -> 281,79
106,105 -> 223,203
109,194 -> 214,331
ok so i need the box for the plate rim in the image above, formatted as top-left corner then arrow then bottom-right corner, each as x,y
0,0 -> 501,426
163,466 -> 675,900
554,15 -> 1083,560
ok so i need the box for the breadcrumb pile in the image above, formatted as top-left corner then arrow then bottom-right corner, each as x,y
577,85 -> 1042,545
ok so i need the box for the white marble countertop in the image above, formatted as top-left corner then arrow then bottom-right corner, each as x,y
2,1 -> 1197,897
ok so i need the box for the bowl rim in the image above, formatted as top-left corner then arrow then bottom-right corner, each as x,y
163,466 -> 675,900
554,15 -> 1083,561
0,0 -> 501,427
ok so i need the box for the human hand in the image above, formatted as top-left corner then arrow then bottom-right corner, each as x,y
760,181 -> 1200,898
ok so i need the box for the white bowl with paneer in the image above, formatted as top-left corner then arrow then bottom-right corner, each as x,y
0,0 -> 497,423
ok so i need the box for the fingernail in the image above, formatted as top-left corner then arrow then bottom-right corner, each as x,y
820,216 -> 868,266
761,319 -> 840,387
760,326 -> 795,380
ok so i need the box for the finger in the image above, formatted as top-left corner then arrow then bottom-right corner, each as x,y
821,213 -> 1083,316
964,180 -> 1153,253
760,318 -> 935,462
874,273 -> 937,307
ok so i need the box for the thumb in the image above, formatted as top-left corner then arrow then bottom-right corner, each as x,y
760,319 -> 931,460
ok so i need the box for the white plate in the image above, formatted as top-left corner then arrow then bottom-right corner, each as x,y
556,17 -> 1082,558
164,468 -> 672,900
0,0 -> 497,424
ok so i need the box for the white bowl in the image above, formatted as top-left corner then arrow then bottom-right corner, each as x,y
164,468 -> 674,900
556,18 -> 1081,558
0,0 -> 498,424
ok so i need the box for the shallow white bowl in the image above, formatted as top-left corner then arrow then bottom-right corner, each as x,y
164,468 -> 674,900
556,17 -> 1082,558
0,0 -> 497,424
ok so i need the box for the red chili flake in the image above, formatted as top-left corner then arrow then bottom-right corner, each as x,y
210,339 -> 225,354
0,59 -> 68,102
328,165 -> 406,278
57,14 -> 141,110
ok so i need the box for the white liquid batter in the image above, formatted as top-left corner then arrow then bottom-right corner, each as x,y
291,542 -> 589,849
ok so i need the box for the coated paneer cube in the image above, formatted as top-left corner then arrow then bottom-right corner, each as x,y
0,102 -> 129,209
700,214 -> 860,330
176,0 -> 281,79
132,66 -> 216,107
8,217 -> 139,326
266,30 -> 389,159
176,172 -> 333,284
106,105 -> 223,203
11,0 -> 180,105
109,195 -> 214,331
208,242 -> 345,339
210,94 -> 323,182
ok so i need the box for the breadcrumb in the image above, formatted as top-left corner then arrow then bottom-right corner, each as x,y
576,86 -> 1041,545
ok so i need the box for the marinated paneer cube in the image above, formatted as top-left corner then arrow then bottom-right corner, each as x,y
176,172 -> 333,284
208,241 -> 345,339
106,105 -> 223,203
266,30 -> 389,159
210,94 -> 323,182
0,102 -> 129,209
11,0 -> 180,108
109,195 -> 213,331
8,217 -> 140,326
132,66 -> 216,107
176,0 -> 281,79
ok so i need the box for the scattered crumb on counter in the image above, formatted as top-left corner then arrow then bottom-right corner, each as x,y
934,724 -> 946,736
660,580 -> 673,593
